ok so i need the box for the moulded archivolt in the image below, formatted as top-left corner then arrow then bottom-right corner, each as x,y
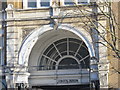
18,24 -> 95,66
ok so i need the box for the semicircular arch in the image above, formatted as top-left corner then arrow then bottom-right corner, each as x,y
18,24 -> 95,66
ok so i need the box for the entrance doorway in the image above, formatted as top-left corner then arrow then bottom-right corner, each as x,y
32,85 -> 90,90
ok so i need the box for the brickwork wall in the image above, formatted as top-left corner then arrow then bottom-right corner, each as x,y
7,0 -> 22,9
108,2 -> 120,88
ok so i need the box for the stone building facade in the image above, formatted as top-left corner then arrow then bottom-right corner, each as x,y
0,0 -> 119,89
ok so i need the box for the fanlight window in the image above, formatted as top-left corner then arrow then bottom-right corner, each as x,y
39,38 -> 90,70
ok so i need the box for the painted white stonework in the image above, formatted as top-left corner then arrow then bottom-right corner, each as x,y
5,2 -> 109,88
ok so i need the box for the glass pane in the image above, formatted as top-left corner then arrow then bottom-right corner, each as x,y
78,0 -> 89,4
54,38 -> 67,45
40,0 -> 50,7
69,38 -> 82,44
39,56 -> 48,70
56,43 -> 67,54
0,37 -> 2,65
46,47 -> 56,58
64,0 -> 75,5
0,49 -> 2,65
78,46 -> 89,57
58,58 -> 79,69
28,0 -> 37,8
69,42 -> 79,52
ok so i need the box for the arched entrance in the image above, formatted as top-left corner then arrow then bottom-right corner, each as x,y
18,24 -> 98,89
